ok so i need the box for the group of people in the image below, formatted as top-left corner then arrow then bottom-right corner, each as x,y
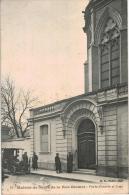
20,152 -> 38,171
55,152 -> 73,174
14,151 -> 73,173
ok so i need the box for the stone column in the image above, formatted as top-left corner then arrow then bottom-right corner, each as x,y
84,61 -> 89,93
120,29 -> 128,83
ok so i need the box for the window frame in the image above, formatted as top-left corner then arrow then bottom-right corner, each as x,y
99,18 -> 121,89
40,123 -> 51,154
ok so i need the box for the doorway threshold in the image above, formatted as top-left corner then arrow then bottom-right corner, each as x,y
73,169 -> 96,175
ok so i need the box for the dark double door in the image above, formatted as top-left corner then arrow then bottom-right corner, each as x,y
77,119 -> 96,169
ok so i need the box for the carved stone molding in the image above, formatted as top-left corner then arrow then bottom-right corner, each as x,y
100,18 -> 120,46
60,99 -> 101,138
95,6 -> 122,45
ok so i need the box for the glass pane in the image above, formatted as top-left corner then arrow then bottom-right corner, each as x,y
111,59 -> 119,68
101,54 -> 109,63
111,76 -> 120,85
101,70 -> 109,80
111,50 -> 119,60
111,67 -> 120,77
101,45 -> 108,55
100,18 -> 120,88
40,125 -> 49,152
101,63 -> 109,72
101,43 -> 109,88
40,125 -> 48,135
41,143 -> 48,152
101,79 -> 109,88
111,40 -> 119,52
43,129 -> 48,135
41,135 -> 48,142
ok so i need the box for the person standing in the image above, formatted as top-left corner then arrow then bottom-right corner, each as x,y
67,152 -> 73,173
32,152 -> 38,170
55,153 -> 61,173
22,152 -> 29,173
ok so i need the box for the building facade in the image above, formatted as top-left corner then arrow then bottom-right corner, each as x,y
1,125 -> 31,159
29,0 -> 128,178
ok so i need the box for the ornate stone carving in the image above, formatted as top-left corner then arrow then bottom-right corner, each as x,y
101,18 -> 120,45
94,6 -> 122,45
104,18 -> 116,32
60,99 -> 101,138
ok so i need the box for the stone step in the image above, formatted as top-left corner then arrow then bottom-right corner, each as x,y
73,169 -> 96,175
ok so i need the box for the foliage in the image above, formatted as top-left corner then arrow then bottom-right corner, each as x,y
1,76 -> 37,138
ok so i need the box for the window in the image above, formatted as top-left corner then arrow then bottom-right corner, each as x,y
100,18 -> 120,88
40,125 -> 49,152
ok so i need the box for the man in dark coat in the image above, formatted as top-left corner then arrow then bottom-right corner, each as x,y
55,153 -> 61,173
32,152 -> 38,170
67,152 -> 73,173
22,152 -> 29,173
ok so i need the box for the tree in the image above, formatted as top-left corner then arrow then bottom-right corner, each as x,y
1,76 -> 38,138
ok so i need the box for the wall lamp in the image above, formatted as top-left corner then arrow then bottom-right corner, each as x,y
97,106 -> 104,134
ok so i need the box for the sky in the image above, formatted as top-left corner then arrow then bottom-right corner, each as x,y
1,0 -> 88,105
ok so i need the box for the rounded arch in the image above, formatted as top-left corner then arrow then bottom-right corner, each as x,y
60,99 -> 101,168
67,108 -> 98,132
72,114 -> 98,142
61,99 -> 100,134
94,6 -> 122,45
66,108 -> 99,145
62,98 -> 97,116
76,117 -> 96,134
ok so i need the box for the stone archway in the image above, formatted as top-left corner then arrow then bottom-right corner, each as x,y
61,98 -> 102,170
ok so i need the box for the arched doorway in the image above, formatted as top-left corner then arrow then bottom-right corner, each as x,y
77,119 -> 96,169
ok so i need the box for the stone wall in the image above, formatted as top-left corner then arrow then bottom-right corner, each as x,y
31,116 -> 68,171
2,138 -> 31,158
97,102 -> 128,178
55,117 -> 67,171
117,102 -> 128,178
32,118 -> 57,170
104,104 -> 118,177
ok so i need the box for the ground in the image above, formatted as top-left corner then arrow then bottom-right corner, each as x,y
2,174 -> 86,195
3,173 -> 87,184
2,173 -> 128,195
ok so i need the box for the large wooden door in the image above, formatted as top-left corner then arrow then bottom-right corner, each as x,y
77,119 -> 96,169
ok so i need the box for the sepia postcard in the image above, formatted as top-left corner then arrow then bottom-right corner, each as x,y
1,0 -> 129,194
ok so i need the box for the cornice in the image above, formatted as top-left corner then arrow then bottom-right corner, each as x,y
28,111 -> 61,122
29,83 -> 128,123
97,96 -> 128,106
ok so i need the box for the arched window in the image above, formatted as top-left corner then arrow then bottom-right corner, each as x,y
40,125 -> 49,153
100,18 -> 120,88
